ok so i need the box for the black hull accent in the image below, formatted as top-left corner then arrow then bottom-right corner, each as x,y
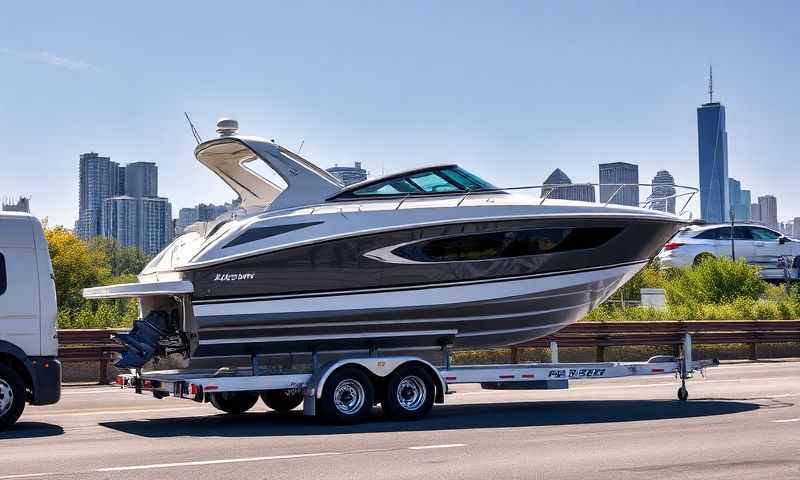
190,217 -> 678,300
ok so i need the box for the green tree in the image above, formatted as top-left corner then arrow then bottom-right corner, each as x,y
88,237 -> 149,276
45,227 -> 110,311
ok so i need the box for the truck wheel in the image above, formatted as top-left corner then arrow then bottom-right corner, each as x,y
209,391 -> 259,414
318,367 -> 374,424
261,389 -> 303,413
0,364 -> 26,431
381,365 -> 435,421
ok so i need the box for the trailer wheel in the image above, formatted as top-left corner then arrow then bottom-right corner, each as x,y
381,365 -> 435,421
677,386 -> 689,401
318,367 -> 374,424
0,364 -> 26,431
209,391 -> 259,414
261,389 -> 303,413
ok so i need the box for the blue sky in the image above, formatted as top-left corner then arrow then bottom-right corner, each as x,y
1,1 -> 797,227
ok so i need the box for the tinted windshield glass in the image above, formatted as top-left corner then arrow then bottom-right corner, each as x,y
439,167 -> 495,190
408,171 -> 461,193
352,178 -> 419,195
346,166 -> 495,197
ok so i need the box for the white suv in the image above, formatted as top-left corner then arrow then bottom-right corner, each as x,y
656,223 -> 800,280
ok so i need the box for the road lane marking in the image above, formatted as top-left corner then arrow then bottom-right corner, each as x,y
94,452 -> 341,472
23,406 -> 208,418
61,388 -> 123,395
772,418 -> 800,423
408,444 -> 466,450
0,473 -> 57,479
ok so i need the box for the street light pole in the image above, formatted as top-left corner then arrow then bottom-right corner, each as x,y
730,206 -> 736,260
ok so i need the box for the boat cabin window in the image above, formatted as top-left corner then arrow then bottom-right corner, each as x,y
343,166 -> 495,197
394,227 -> 622,263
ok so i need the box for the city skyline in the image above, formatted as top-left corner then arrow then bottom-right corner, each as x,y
1,3 -> 798,226
75,152 -> 173,254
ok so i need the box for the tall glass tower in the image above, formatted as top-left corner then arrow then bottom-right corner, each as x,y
697,68 -> 729,223
599,162 -> 639,207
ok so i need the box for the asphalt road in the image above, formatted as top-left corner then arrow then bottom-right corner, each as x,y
2,360 -> 799,480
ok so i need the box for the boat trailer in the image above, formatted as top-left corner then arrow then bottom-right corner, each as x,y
116,332 -> 719,422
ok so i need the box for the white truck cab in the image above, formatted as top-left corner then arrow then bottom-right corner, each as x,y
0,211 -> 61,430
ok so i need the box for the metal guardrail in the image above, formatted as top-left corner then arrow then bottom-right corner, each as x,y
507,321 -> 800,362
57,321 -> 799,383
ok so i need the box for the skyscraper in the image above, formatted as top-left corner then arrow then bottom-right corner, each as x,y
649,170 -> 676,214
599,162 -> 639,207
76,152 -> 124,240
326,161 -> 368,186
757,195 -> 778,231
79,152 -> 172,253
739,189 -> 752,222
697,69 -> 729,223
751,203 -> 761,224
793,218 -> 800,239
541,168 -> 595,202
124,162 -> 158,197
103,196 -> 173,255
728,179 -> 752,223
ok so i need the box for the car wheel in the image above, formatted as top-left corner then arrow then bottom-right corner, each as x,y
694,253 -> 714,265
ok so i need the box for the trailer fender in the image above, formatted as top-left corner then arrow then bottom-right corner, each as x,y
310,356 -> 445,404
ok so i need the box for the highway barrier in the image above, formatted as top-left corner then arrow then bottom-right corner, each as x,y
58,321 -> 800,384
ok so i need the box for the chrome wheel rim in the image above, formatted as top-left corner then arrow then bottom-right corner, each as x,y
333,379 -> 365,415
396,376 -> 426,412
0,379 -> 13,417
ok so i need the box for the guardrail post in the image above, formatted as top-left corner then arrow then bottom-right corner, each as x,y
99,357 -> 109,385
748,342 -> 759,361
596,345 -> 606,362
511,347 -> 521,364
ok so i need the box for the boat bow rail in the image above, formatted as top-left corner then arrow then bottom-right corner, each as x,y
315,183 -> 700,218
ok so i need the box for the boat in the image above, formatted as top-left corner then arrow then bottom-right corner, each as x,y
84,119 -> 687,369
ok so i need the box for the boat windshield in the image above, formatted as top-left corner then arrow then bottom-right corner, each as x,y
344,166 -> 495,197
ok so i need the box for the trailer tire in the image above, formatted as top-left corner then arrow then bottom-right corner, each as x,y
261,389 -> 303,413
381,365 -> 435,421
0,363 -> 26,431
318,367 -> 374,424
209,391 -> 259,414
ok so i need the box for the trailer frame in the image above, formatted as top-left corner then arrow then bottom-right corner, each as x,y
115,333 -> 718,422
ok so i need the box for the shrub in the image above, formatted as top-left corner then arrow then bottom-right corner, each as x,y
609,262 -> 666,302
57,299 -> 138,329
665,257 -> 765,305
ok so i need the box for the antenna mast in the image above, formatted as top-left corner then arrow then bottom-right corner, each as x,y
184,112 -> 203,145
708,65 -> 713,103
